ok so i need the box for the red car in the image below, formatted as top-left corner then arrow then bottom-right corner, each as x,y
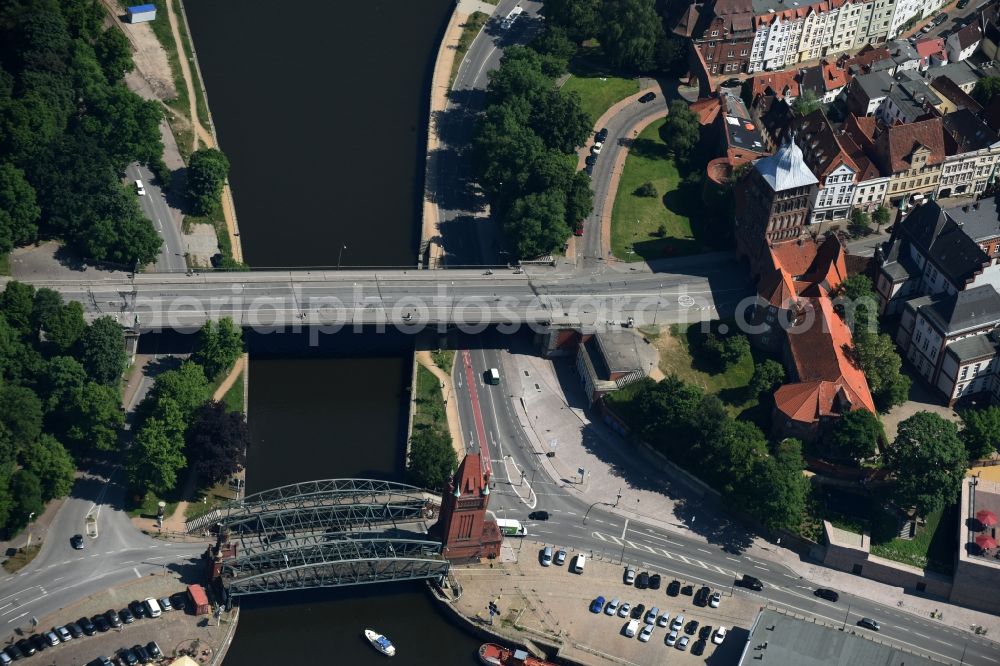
574,223 -> 584,236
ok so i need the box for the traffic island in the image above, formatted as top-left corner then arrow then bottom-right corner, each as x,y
442,542 -> 757,665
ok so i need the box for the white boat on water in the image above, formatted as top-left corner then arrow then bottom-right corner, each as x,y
364,629 -> 396,657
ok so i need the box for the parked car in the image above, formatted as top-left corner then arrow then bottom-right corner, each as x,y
4,645 -> 23,662
713,627 -> 728,644
648,573 -> 661,590
93,615 -> 110,632
699,625 -> 713,640
65,622 -> 83,639
858,617 -> 881,631
104,610 -> 122,628
554,550 -> 567,566
605,598 -> 620,615
135,180 -> 145,196
739,575 -> 764,591
666,630 -> 679,646
528,511 -> 549,521
676,635 -> 690,651
589,596 -> 606,613
644,607 -> 659,624
958,0 -> 970,7
638,92 -> 656,103
933,13 -> 948,25
146,642 -> 163,660
709,591 -> 722,608
624,567 -> 636,585
93,658 -> 113,666
54,626 -> 71,642
617,602 -> 630,618
585,154 -> 596,167
666,579 -> 680,596
721,77 -> 742,88
119,608 -> 135,624
695,586 -> 711,606
541,546 -> 553,566
685,620 -> 699,635
77,617 -> 96,635
28,635 -> 46,652
631,603 -> 645,620
132,644 -> 152,664
129,600 -> 146,619
596,128 -> 609,143
573,222 -> 583,236
13,640 -> 33,657
815,588 -> 840,602
635,572 -> 650,589
624,619 -> 640,638
118,648 -> 139,666
656,613 -> 670,628
70,534 -> 84,550
158,597 -> 173,613
692,639 -> 707,656
171,592 -> 187,612
638,624 -> 654,642
671,614 -> 685,631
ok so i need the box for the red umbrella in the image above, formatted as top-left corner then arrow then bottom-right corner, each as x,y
975,534 -> 997,550
976,510 -> 999,527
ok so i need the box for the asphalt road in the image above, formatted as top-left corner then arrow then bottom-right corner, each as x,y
581,94 -> 667,265
125,163 -> 187,273
433,0 -> 544,266
453,337 -> 1000,666
25,259 -> 750,331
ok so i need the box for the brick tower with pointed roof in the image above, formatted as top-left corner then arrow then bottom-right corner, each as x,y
431,452 -> 502,562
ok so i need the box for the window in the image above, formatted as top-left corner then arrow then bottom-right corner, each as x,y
711,30 -> 719,36
961,366 -> 969,380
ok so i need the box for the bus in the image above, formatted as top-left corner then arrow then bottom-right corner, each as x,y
496,518 -> 527,537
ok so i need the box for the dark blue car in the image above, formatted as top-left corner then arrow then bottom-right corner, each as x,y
589,596 -> 606,613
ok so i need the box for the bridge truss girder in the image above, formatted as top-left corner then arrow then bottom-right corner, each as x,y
226,501 -> 428,544
186,478 -> 429,534
221,538 -> 449,597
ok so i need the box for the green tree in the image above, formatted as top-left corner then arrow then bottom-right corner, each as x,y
835,274 -> 878,333
142,361 -> 211,420
873,205 -> 891,230
960,406 -> 1000,461
741,438 -> 809,531
193,318 -> 244,379
186,402 -> 248,486
30,288 -> 65,339
703,332 -> 750,371
0,281 -> 36,336
973,76 -> 1000,106
93,27 -> 135,82
749,359 -> 786,398
792,89 -> 822,116
564,171 -> 594,229
128,416 -> 186,495
828,409 -> 884,462
635,182 -> 658,197
78,316 -> 127,385
0,383 -> 43,451
9,470 -> 44,532
406,427 -> 458,490
655,32 -> 687,76
505,190 -> 569,259
58,381 -> 124,453
853,331 -> 909,411
634,375 -> 704,456
532,25 -> 577,66
186,148 -> 230,216
23,434 -> 75,501
542,0 -> 601,42
659,101 -> 700,163
600,0 -> 665,72
885,412 -> 968,516
849,208 -> 870,233
535,89 -> 591,152
0,163 -> 40,253
708,419 -> 769,494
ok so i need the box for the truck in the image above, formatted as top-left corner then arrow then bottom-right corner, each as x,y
496,518 -> 527,537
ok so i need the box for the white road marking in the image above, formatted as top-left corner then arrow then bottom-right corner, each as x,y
726,557 -> 739,562
754,565 -> 768,570
133,568 -> 141,579
7,612 -> 28,624
697,548 -> 710,554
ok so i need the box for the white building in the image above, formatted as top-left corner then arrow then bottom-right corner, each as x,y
946,22 -> 984,64
938,110 -> 1000,200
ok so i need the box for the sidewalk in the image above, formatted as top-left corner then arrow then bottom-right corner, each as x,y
416,350 -> 465,460
500,350 -> 1000,639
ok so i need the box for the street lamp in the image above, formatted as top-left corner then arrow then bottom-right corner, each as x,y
25,512 -> 35,549
337,243 -> 347,269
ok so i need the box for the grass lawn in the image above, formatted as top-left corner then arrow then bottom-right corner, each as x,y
184,477 -> 240,520
221,369 -> 245,413
0,252 -> 9,276
414,365 -> 448,433
610,119 -> 702,262
2,545 -> 41,574
127,490 -> 179,520
560,73 -> 639,126
450,12 -> 489,88
184,206 -> 245,269
431,349 -> 455,376
870,505 -> 957,574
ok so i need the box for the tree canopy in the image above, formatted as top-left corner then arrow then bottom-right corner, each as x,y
885,412 -> 968,516
960,406 -> 1000,461
186,148 -> 230,216
193,318 -> 244,379
659,101 -> 701,163
973,76 -> 1000,106
186,402 -> 248,486
79,316 -> 127,385
827,409 -> 884,463
407,427 -> 458,491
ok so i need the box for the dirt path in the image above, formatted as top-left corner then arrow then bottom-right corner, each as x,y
415,351 -> 465,459
212,354 -> 247,401
164,0 -> 244,263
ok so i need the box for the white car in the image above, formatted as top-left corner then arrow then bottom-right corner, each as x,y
666,630 -> 679,646
624,567 -> 636,585
135,179 -> 145,196
618,602 -> 631,618
638,624 -> 653,642
591,142 -> 603,155
671,614 -> 685,631
713,627 -> 728,645
709,591 -> 721,608
676,635 -> 690,651
656,613 -> 670,628
605,598 -> 620,616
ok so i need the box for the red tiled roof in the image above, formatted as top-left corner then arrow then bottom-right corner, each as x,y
690,97 -> 722,125
757,236 -> 847,307
821,60 -> 849,92
775,297 -> 876,422
916,37 -> 945,57
876,117 -> 947,173
752,70 -> 801,100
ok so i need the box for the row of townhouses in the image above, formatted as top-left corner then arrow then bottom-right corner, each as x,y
674,0 -> 956,75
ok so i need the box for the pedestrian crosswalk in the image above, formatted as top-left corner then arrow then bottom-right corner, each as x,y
590,530 -> 739,578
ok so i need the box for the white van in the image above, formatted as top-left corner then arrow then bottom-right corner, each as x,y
135,179 -> 146,196
573,553 -> 586,574
143,597 -> 162,618
625,619 -> 640,638
486,368 -> 500,385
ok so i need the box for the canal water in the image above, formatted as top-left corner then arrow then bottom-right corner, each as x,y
183,0 -> 483,663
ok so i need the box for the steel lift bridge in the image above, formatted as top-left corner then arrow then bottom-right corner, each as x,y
186,479 -> 450,597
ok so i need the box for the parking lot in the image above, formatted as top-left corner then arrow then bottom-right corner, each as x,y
451,542 -> 756,665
